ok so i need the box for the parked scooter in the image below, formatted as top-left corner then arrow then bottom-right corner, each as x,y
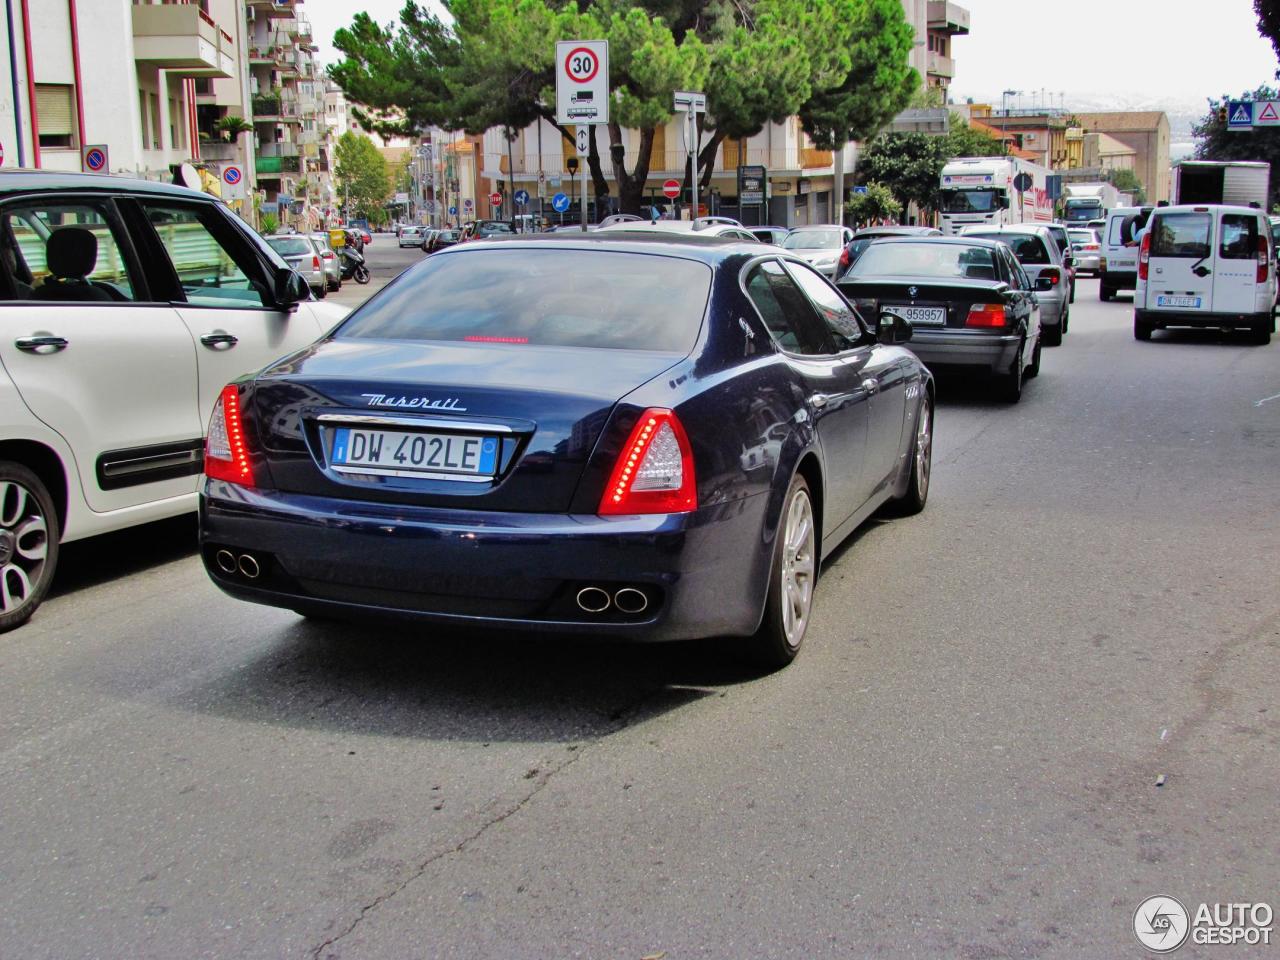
340,246 -> 370,285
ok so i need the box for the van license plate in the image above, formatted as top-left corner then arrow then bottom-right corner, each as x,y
330,428 -> 499,479
1156,296 -> 1202,308
884,305 -> 946,325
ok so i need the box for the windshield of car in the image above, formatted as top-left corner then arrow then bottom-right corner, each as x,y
266,237 -> 312,257
940,189 -> 1000,213
1068,230 -> 1097,244
337,249 -> 711,351
1150,213 -> 1212,259
478,222 -> 515,236
965,233 -> 1051,265
1065,199 -> 1103,218
847,242 -> 1000,280
783,229 -> 843,250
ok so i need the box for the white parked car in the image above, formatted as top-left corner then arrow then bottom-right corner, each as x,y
781,225 -> 855,278
0,171 -> 346,630
398,226 -> 424,248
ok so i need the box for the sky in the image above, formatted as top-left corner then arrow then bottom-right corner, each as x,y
306,0 -> 1279,107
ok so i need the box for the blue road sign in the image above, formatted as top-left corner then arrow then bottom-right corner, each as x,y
85,148 -> 106,171
514,189 -> 530,205
552,192 -> 570,213
1228,100 -> 1254,130
448,205 -> 458,216
852,185 -> 868,195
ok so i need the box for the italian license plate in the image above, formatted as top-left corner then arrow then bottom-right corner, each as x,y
1156,296 -> 1202,308
885,305 -> 946,325
330,427 -> 499,479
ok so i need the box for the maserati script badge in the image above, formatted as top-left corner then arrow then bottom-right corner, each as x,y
361,393 -> 468,412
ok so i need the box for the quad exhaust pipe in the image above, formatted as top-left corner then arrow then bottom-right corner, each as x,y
214,549 -> 261,580
574,585 -> 650,615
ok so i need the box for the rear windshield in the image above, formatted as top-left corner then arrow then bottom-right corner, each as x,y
1150,213 -> 1211,259
267,237 -> 311,257
337,248 -> 712,352
965,233 -> 1051,265
1219,214 -> 1258,259
847,242 -> 999,281
784,229 -> 843,250
478,222 -> 515,236
1068,230 -> 1097,244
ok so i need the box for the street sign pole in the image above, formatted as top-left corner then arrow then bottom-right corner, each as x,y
556,40 -> 609,231
674,92 -> 706,220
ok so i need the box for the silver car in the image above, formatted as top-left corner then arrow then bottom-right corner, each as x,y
782,225 -> 854,279
1068,227 -> 1102,276
960,224 -> 1070,345
308,233 -> 342,292
265,234 -> 328,298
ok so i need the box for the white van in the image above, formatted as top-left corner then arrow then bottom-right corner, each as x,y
1099,206 -> 1152,301
1134,204 -> 1275,343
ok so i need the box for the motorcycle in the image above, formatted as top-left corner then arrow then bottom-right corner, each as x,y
339,246 -> 370,285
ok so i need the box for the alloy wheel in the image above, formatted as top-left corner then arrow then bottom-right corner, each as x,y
0,478 -> 50,615
780,487 -> 816,648
915,401 -> 933,502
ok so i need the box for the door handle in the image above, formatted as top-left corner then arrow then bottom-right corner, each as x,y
861,378 -> 879,395
810,393 -> 830,409
200,333 -> 239,348
15,335 -> 68,353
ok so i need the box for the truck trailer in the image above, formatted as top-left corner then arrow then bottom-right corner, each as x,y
1061,182 -> 1120,225
938,157 -> 1054,235
1172,161 -> 1270,208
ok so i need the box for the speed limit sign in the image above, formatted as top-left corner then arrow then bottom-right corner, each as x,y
556,39 -> 609,126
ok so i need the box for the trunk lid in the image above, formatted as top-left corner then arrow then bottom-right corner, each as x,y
250,338 -> 684,512
838,276 -> 1006,330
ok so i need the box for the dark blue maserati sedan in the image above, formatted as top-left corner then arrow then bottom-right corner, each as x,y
200,233 -> 934,667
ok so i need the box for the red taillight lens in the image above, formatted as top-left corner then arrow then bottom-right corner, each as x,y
1138,231 -> 1150,281
204,384 -> 254,487
1084,243 -> 1099,251
1257,234 -> 1269,283
322,250 -> 334,260
965,303 -> 1007,328
839,247 -> 850,268
312,254 -> 321,269
1041,267 -> 1061,286
598,408 -> 696,516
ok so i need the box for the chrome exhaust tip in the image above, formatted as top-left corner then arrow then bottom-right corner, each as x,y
237,554 -> 261,579
215,549 -> 237,574
613,587 -> 649,614
575,586 -> 611,613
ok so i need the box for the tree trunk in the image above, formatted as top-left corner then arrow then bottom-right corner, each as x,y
698,129 -> 725,194
587,126 -> 610,206
537,106 -> 609,202
609,121 -> 655,215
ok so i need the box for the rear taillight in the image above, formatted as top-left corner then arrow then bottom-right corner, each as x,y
205,384 -> 254,487
965,303 -> 1007,328
1138,232 -> 1150,281
1041,267 -> 1061,286
1084,243 -> 1099,251
839,247 -> 850,268
312,255 -> 321,269
599,409 -> 696,516
1257,234 -> 1269,283
321,250 -> 334,260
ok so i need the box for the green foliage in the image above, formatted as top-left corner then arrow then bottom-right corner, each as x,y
944,113 -> 1005,158
1193,87 -> 1280,208
857,132 -> 944,218
844,182 -> 901,225
259,212 -> 279,235
1106,168 -> 1146,205
334,131 -> 392,221
215,115 -> 254,142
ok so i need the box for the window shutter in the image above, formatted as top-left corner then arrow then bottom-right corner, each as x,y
35,85 -> 74,136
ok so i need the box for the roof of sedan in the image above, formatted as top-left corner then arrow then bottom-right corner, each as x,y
0,168 -> 213,200
866,235 -> 1011,249
445,230 -> 759,262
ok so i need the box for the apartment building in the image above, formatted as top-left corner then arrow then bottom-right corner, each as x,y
902,0 -> 971,95
1072,111 -> 1171,203
0,0 -> 238,177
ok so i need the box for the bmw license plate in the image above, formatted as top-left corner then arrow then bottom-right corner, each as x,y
884,305 -> 946,325
1156,296 -> 1202,309
330,427 -> 499,480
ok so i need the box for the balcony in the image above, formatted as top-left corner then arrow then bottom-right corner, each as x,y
246,0 -> 296,17
927,51 -> 955,79
132,3 -> 233,78
927,1 -> 971,35
801,148 -> 833,169
256,154 -> 300,175
258,141 -> 300,158
199,141 -> 241,161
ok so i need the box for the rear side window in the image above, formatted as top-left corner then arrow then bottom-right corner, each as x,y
1150,213 -> 1211,259
141,203 -> 272,308
1218,214 -> 1258,260
968,234 -> 1050,265
744,260 -> 830,355
338,248 -> 711,352
1,200 -> 141,302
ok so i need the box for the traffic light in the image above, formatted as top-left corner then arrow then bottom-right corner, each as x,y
1219,105 -> 1228,124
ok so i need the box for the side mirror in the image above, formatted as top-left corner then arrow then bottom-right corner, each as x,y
1063,254 -> 1075,267
1034,276 -> 1054,292
878,314 -> 913,345
275,267 -> 310,309
998,195 -> 1011,210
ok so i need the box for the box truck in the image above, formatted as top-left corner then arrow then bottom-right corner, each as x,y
1172,161 -> 1270,208
1062,182 -> 1120,225
938,157 -> 1054,235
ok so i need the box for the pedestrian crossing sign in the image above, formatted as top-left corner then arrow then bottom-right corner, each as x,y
1228,101 -> 1253,129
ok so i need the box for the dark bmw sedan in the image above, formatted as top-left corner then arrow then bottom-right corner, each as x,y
200,234 -> 934,666
838,237 -> 1044,403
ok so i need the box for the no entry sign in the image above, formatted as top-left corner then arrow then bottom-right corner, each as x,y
663,179 -> 681,199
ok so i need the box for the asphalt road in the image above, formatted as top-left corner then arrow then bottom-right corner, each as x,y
328,235 -> 429,310
3,276 -> 1278,959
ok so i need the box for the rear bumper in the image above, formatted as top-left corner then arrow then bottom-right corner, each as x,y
200,482 -> 772,642
906,331 -> 1021,375
1136,309 -> 1265,328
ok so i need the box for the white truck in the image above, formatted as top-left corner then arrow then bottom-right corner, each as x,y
938,157 -> 1054,235
1061,182 -> 1120,225
1172,160 -> 1270,208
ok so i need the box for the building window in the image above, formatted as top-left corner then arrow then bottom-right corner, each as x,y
150,92 -> 162,149
35,84 -> 76,149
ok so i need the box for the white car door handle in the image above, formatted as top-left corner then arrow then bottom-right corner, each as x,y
15,335 -> 68,353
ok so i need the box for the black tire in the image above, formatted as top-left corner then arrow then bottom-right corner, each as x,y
1100,284 -> 1113,302
312,284 -> 326,300
1025,335 -> 1042,378
1069,280 -> 1076,304
995,339 -> 1024,403
1134,311 -> 1153,341
0,462 -> 58,633
747,474 -> 817,669
1252,315 -> 1272,344
1061,307 -> 1069,335
327,277 -> 340,292
354,265 -> 370,285
1043,321 -> 1063,347
892,394 -> 932,516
